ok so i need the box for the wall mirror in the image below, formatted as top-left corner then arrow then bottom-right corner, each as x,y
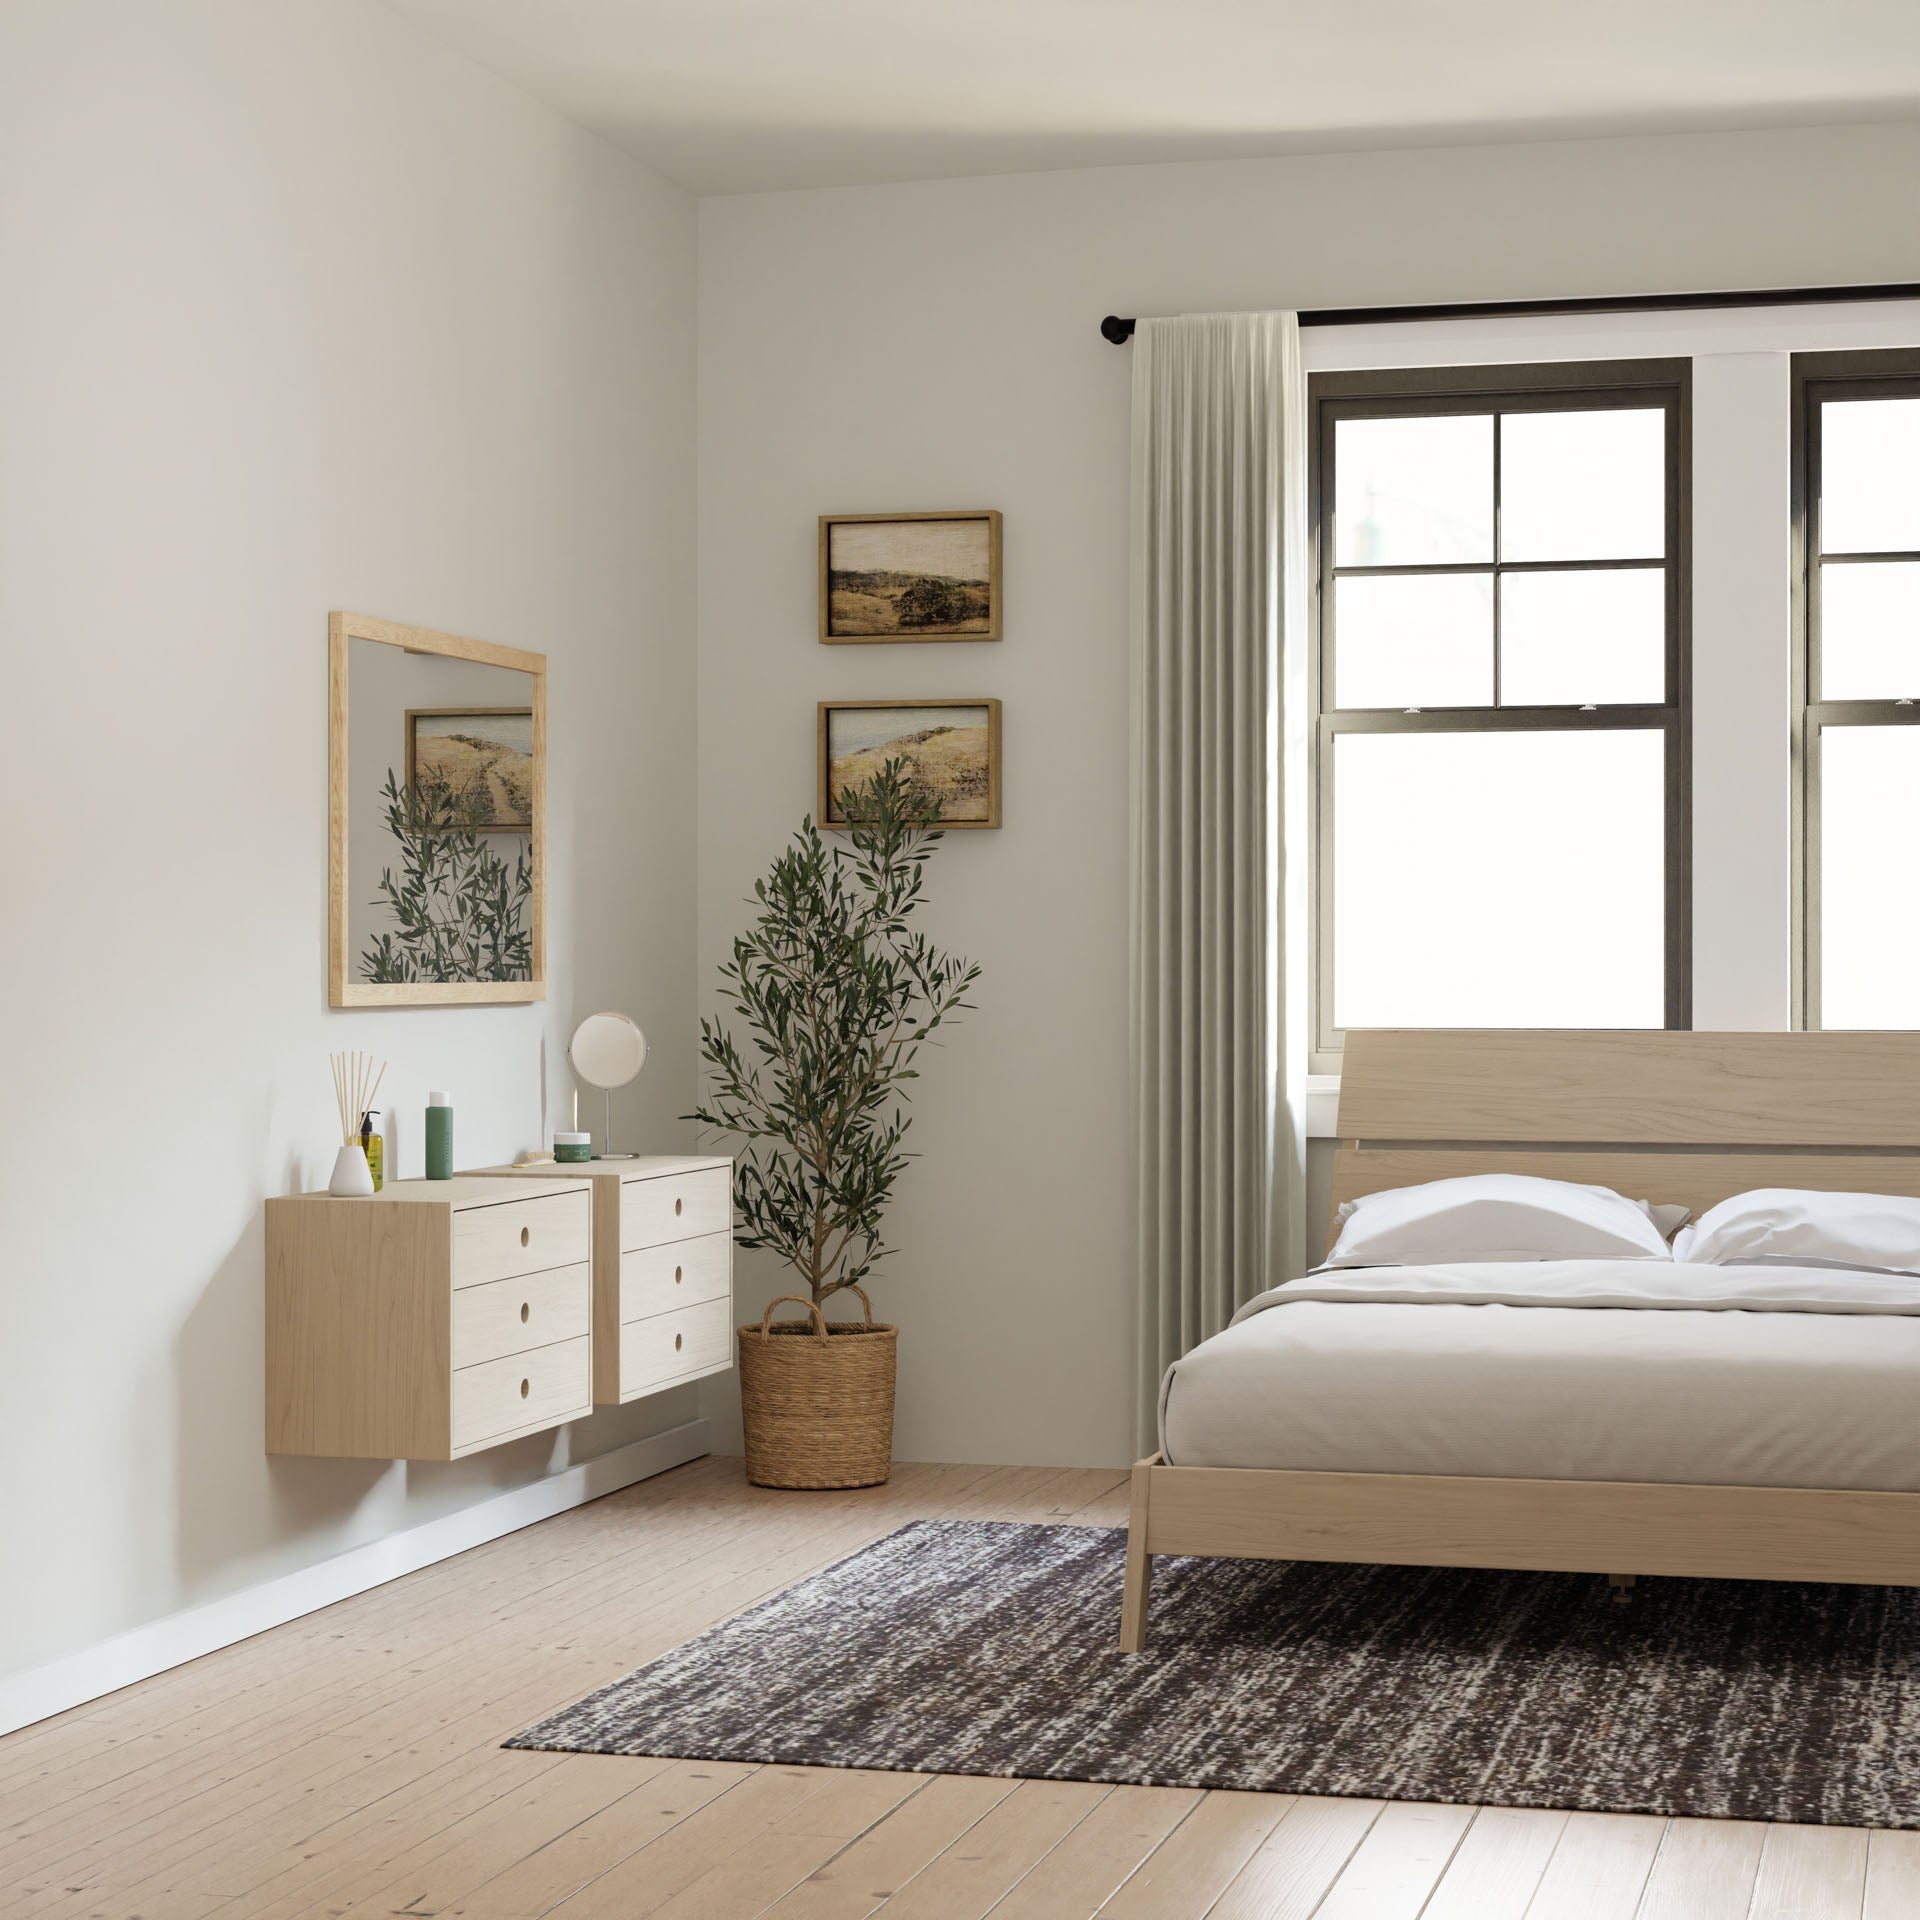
328,611 -> 546,1007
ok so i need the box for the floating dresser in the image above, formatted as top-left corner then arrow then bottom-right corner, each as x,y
266,1175 -> 593,1459
471,1154 -> 734,1405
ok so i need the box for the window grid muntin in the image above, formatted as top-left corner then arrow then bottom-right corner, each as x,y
1310,360 -> 1691,1068
1793,352 -> 1920,1030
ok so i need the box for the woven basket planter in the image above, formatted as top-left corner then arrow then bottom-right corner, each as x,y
738,1287 -> 897,1490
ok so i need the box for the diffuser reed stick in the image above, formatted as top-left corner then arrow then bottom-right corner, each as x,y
329,1050 -> 388,1146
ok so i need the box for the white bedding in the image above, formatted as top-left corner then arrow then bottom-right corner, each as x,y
1157,1259 -> 1920,1491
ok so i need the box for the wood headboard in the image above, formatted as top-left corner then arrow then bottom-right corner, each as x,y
1330,1029 -> 1920,1235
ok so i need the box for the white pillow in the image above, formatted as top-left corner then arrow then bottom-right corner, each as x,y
1673,1187 -> 1920,1275
1322,1173 -> 1675,1269
1649,1203 -> 1692,1240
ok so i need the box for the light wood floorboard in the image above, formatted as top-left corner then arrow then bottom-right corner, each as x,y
1522,1810 -> 1666,1919
1419,1805 -> 1565,1920
1748,1823 -> 1870,1920
1635,1816 -> 1767,1920
0,1456 -> 1900,1920
1309,1800 -> 1475,1920
1208,1795 -> 1385,1920
1863,1829 -> 1920,1919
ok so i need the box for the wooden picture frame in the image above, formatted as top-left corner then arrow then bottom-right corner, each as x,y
404,707 -> 535,832
817,699 -> 1002,831
328,610 -> 547,1008
818,510 -> 1002,643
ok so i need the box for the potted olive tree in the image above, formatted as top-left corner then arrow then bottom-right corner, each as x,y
690,762 -> 979,1488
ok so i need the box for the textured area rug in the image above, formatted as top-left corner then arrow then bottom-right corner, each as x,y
508,1520 -> 1920,1827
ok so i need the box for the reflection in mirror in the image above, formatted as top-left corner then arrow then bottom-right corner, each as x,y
350,642 -> 534,984
329,613 -> 546,1007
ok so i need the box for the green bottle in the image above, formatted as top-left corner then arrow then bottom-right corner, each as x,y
426,1090 -> 452,1180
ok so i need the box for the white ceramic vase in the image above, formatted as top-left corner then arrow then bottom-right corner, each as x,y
329,1142 -> 376,1196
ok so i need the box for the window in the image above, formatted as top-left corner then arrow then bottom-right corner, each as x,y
1796,348 -> 1920,1029
1310,360 -> 1691,1068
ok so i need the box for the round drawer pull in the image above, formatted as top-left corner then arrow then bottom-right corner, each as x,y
675,1332 -> 683,1352
520,1302 -> 530,1324
675,1265 -> 683,1284
674,1197 -> 683,1216
519,1378 -> 530,1399
520,1226 -> 530,1248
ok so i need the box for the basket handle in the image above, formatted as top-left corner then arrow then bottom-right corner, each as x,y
830,1283 -> 876,1328
760,1294 -> 829,1343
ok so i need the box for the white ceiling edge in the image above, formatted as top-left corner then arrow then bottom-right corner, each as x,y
377,0 -> 1920,197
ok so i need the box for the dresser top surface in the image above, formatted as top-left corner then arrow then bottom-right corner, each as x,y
275,1175 -> 593,1208
469,1154 -> 732,1184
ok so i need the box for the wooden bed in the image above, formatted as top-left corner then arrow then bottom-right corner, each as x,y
1119,1027 -> 1920,1651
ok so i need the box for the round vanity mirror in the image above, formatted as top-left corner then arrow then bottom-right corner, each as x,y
568,1012 -> 647,1159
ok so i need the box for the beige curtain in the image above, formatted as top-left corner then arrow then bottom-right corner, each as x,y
1130,311 -> 1307,1451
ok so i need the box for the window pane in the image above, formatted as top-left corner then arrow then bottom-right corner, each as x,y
1334,414 -> 1492,566
1332,729 -> 1666,1029
1821,398 -> 1920,555
1333,573 -> 1493,708
1499,408 -> 1665,562
1499,567 -> 1665,706
1820,726 -> 1920,1028
1820,560 -> 1920,700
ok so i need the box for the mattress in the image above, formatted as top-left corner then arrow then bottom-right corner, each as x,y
1158,1260 -> 1920,1492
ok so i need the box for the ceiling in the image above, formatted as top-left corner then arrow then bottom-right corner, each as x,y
382,0 -> 1920,196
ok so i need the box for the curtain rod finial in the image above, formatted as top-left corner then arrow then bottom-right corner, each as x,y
1100,315 -> 1137,345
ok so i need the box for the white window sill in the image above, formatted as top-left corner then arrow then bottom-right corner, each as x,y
1306,1073 -> 1341,1140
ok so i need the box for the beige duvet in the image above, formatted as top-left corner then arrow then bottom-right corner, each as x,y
1158,1261 -> 1920,1491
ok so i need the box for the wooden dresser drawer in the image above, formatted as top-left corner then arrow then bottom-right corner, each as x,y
266,1175 -> 594,1460
619,1232 -> 731,1324
620,1167 -> 730,1252
453,1189 -> 591,1289
619,1297 -> 734,1398
451,1263 -> 590,1369
450,1335 -> 591,1454
448,1157 -> 734,1411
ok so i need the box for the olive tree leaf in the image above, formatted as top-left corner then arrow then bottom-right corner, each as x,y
687,758 -> 981,1304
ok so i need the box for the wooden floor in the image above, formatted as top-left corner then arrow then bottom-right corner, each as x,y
5,1458 -> 1917,1920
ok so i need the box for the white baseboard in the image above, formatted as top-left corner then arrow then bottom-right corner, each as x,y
0,1419 -> 711,1739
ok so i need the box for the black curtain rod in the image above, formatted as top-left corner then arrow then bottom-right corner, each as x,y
1099,281 -> 1920,344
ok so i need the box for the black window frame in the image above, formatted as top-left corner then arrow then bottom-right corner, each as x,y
1793,346 -> 1920,1031
1309,358 -> 1693,1070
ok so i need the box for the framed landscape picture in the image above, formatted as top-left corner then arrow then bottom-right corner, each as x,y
405,707 -> 535,831
818,699 -> 1002,830
819,510 -> 1002,642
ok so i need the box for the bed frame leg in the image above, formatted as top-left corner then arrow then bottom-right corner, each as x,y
1609,1573 -> 1636,1604
1119,1457 -> 1156,1652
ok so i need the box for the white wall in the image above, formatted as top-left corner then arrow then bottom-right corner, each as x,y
7,24 -> 1916,1682
696,121 -> 1920,1470
0,0 -> 698,1685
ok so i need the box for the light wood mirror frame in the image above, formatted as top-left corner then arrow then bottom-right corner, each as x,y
328,610 -> 547,1008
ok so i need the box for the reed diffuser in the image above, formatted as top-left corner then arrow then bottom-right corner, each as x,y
327,1050 -> 387,1196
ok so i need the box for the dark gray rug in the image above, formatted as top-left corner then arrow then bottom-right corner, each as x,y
508,1519 -> 1920,1827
